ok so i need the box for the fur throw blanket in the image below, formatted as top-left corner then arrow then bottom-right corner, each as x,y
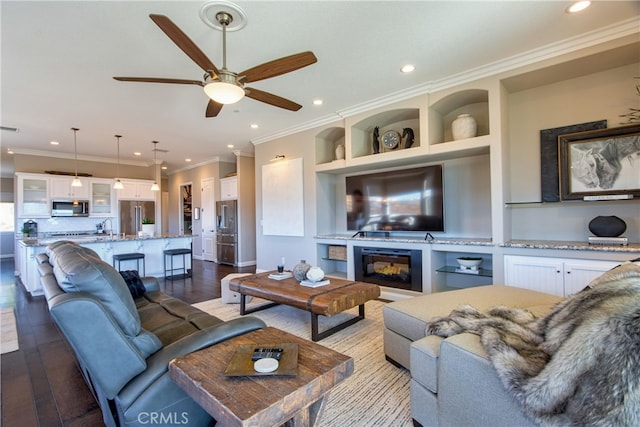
426,261 -> 640,426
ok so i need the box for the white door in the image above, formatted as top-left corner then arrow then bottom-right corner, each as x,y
201,178 -> 216,262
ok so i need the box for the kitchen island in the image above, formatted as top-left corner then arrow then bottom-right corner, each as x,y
16,234 -> 193,296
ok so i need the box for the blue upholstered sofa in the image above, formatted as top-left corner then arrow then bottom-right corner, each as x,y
37,240 -> 266,427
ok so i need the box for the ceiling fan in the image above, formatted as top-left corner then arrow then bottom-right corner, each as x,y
114,11 -> 317,117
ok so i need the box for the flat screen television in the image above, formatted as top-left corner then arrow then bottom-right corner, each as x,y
345,164 -> 444,232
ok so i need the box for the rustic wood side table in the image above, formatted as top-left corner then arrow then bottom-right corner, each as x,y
169,327 -> 354,427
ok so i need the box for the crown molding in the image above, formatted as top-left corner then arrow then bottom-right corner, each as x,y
233,150 -> 254,158
250,17 -> 638,144
10,147 -> 149,167
166,156 -> 223,175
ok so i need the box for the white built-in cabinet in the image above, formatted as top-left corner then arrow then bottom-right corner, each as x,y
504,255 -> 620,297
16,174 -> 49,218
49,176 -> 91,200
90,179 -> 116,217
220,176 -> 238,200
118,180 -> 156,201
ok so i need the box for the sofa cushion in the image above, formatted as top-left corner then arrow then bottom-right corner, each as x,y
49,241 -> 142,339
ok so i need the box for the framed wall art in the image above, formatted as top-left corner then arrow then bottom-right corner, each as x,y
559,124 -> 640,200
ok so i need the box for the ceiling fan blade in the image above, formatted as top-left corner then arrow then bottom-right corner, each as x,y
205,99 -> 223,117
245,87 -> 302,111
239,51 -> 317,83
114,77 -> 204,86
149,14 -> 219,77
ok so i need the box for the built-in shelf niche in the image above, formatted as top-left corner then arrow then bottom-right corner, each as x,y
350,108 -> 420,159
315,126 -> 346,166
429,89 -> 489,145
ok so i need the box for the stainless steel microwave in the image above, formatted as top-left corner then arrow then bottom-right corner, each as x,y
51,200 -> 89,217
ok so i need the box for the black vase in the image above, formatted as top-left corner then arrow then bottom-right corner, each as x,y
588,216 -> 626,237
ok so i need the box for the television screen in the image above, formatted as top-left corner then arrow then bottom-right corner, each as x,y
345,165 -> 444,232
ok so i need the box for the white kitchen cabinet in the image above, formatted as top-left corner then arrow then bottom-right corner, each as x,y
17,243 -> 46,296
504,255 -> 620,297
220,176 -> 238,200
50,176 -> 91,200
90,179 -> 115,217
16,173 -> 50,218
118,180 -> 156,201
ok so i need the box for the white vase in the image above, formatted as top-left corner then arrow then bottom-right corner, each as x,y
306,266 -> 325,282
141,224 -> 155,237
451,114 -> 477,140
335,144 -> 345,160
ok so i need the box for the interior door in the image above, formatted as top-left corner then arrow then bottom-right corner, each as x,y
201,178 -> 216,262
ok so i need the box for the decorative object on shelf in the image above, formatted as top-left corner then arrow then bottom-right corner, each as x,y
402,127 -> 415,149
588,216 -> 626,237
292,259 -> 311,281
306,266 -> 325,282
539,120 -> 607,202
382,129 -> 401,150
559,124 -> 640,200
456,257 -> 483,270
372,126 -> 380,154
335,143 -> 345,160
451,114 -> 477,140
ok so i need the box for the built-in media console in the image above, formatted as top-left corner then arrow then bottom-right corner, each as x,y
353,246 -> 422,292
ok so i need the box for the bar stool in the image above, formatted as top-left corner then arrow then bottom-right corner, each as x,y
163,248 -> 192,280
113,253 -> 145,276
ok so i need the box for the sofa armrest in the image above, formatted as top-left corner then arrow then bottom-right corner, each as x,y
141,276 -> 160,292
117,316 -> 266,410
438,333 -> 536,427
48,292 -> 147,399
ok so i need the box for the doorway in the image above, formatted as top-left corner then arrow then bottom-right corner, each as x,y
201,178 -> 216,262
180,183 -> 192,235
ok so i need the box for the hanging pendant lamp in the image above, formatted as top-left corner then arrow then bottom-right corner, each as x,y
114,135 -> 124,190
71,127 -> 82,187
151,141 -> 160,191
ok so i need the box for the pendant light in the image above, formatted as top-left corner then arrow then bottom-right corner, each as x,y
71,127 -> 82,187
150,141 -> 160,191
114,134 -> 124,190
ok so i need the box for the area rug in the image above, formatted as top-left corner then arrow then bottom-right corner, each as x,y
1,307 -> 19,354
193,298 -> 412,427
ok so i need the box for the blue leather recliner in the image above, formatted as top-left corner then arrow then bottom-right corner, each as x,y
37,240 -> 265,426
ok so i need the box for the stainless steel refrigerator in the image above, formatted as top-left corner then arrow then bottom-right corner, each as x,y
119,200 -> 156,236
216,200 -> 237,265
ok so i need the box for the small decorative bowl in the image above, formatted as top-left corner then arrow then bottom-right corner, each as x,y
456,257 -> 483,269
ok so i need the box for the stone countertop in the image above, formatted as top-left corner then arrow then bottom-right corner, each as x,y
18,233 -> 194,247
501,239 -> 640,253
314,234 -> 493,246
315,235 -> 640,253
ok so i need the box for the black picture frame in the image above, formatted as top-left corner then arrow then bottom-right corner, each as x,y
559,124 -> 640,200
540,120 -> 607,202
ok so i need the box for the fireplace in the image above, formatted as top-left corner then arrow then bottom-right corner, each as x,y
354,246 -> 422,292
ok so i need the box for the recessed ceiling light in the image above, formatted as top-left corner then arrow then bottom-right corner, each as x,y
401,64 -> 415,73
134,152 -> 141,156
313,99 -> 323,106
566,1 -> 591,13
50,141 -> 59,145
227,144 -> 234,148
250,124 -> 259,129
7,149 -> 14,154
161,165 -> 167,170
185,158 -> 192,162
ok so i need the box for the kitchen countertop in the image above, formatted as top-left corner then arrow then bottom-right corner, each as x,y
18,233 -> 194,247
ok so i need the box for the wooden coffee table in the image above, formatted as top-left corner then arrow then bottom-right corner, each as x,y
229,272 -> 380,341
169,326 -> 354,427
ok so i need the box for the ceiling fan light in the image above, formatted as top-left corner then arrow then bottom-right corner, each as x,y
114,179 -> 124,190
204,81 -> 245,104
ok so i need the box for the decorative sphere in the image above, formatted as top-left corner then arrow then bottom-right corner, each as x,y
306,267 -> 325,282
